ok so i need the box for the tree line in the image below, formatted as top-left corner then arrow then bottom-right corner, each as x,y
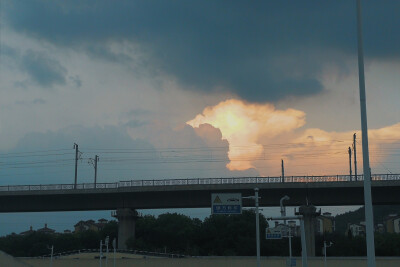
1,210 -> 400,257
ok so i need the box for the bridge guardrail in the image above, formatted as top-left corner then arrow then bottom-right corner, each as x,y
36,248 -> 186,259
0,174 -> 399,193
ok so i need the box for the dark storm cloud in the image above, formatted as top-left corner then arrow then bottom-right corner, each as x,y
21,50 -> 67,87
4,0 -> 400,101
1,44 -> 68,88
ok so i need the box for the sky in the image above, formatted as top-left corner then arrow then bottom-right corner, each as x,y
0,0 -> 399,235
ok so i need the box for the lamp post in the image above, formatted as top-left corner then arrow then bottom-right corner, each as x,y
105,236 -> 109,267
355,1 -> 376,266
280,195 -> 292,265
112,238 -> 117,267
267,215 -> 307,267
323,241 -> 333,267
47,245 -> 54,267
99,240 -> 103,267
243,188 -> 261,267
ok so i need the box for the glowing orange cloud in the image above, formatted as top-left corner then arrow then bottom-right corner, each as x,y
187,99 -> 306,170
187,99 -> 400,175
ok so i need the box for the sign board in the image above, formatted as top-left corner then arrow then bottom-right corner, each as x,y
266,228 -> 282,239
211,193 -> 242,214
286,258 -> 296,266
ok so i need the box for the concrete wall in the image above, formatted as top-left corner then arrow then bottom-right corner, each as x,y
20,256 -> 400,267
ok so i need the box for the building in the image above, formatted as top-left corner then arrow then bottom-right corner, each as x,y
20,226 -> 35,236
37,224 -> 56,234
347,222 -> 365,237
74,219 -> 109,233
385,214 -> 400,233
268,221 -> 300,237
316,212 -> 335,235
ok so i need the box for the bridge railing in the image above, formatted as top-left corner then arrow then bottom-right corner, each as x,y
0,174 -> 399,192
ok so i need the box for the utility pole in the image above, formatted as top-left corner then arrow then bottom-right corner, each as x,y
95,155 -> 99,186
89,155 -> 100,186
353,133 -> 357,181
255,188 -> 260,267
74,143 -> 79,189
47,245 -> 54,267
348,147 -> 352,181
242,189 -> 261,267
281,159 -> 285,183
356,0 -> 376,266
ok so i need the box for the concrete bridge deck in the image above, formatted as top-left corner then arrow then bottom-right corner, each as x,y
0,174 -> 399,212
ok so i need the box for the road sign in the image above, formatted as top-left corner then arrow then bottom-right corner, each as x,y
266,228 -> 282,239
211,193 -> 242,214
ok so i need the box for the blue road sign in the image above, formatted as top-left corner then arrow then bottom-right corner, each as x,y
266,233 -> 282,239
211,193 -> 242,214
266,228 -> 282,239
212,204 -> 241,214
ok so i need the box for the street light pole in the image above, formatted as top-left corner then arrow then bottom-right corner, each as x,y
112,238 -> 116,267
255,188 -> 260,267
324,241 -> 333,267
99,240 -> 103,267
280,195 -> 291,264
105,236 -> 109,267
356,1 -> 376,266
48,245 -> 54,267
267,215 -> 307,267
243,188 -> 261,267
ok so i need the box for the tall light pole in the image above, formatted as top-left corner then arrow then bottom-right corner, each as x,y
356,1 -> 376,266
243,188 -> 261,267
255,188 -> 260,267
280,195 -> 292,265
323,241 -> 333,267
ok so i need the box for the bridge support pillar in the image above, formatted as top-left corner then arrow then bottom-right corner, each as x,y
295,205 -> 320,256
112,208 -> 139,249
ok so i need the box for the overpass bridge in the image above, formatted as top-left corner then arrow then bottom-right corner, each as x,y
2,173 -> 400,249
0,174 -> 399,213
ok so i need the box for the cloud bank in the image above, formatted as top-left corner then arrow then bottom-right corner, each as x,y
187,99 -> 400,175
3,0 -> 400,101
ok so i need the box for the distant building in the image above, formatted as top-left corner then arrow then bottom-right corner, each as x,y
316,212 -> 335,235
37,224 -> 56,234
64,229 -> 72,234
269,221 -> 300,237
74,220 -> 90,232
20,226 -> 35,236
74,219 -> 109,233
385,214 -> 400,233
347,222 -> 365,237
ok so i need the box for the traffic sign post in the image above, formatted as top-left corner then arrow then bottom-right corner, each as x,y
211,193 -> 242,214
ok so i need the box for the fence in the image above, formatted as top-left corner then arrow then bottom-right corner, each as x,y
1,174 -> 399,193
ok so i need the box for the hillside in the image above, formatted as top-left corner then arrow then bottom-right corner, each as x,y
335,205 -> 400,234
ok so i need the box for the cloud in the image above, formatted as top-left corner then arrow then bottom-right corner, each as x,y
15,98 -> 46,105
20,50 -> 67,87
4,1 -> 400,101
124,119 -> 148,128
187,99 -> 400,175
1,45 -> 68,88
187,99 -> 306,170
69,75 -> 82,88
